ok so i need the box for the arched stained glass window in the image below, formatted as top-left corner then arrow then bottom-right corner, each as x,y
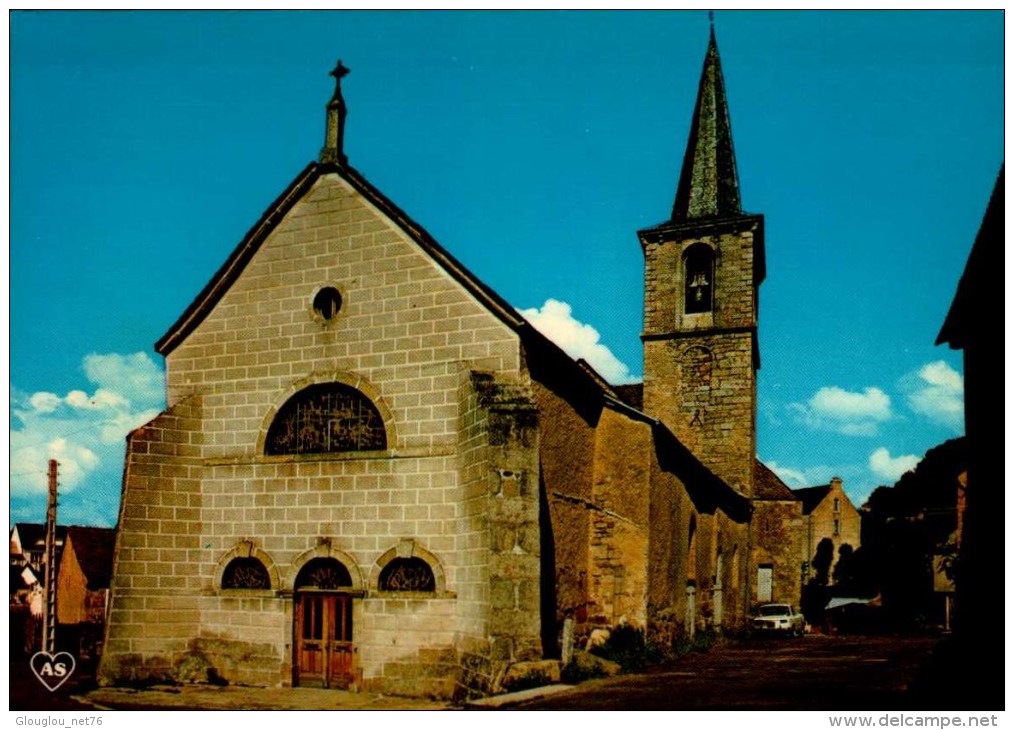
295,558 -> 354,590
378,557 -> 436,592
222,557 -> 271,590
265,383 -> 387,455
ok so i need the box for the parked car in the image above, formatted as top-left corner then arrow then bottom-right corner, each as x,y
752,603 -> 805,636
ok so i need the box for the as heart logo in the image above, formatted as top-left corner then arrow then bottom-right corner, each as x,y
30,651 -> 76,692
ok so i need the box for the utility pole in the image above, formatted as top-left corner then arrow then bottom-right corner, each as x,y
42,459 -> 58,654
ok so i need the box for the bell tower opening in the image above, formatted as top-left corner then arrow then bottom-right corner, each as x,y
683,243 -> 715,315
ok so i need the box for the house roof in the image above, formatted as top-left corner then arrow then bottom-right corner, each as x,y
10,564 -> 41,591
792,485 -> 833,515
754,460 -> 799,501
64,526 -> 117,590
937,166 -> 1003,350
11,523 -> 68,552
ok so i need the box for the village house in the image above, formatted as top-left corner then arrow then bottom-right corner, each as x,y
56,526 -> 116,661
794,477 -> 861,579
934,167 -> 1002,706
100,26 -> 795,698
751,462 -> 804,605
10,523 -> 67,573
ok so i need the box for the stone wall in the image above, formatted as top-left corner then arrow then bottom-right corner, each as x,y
646,458 -> 750,639
163,172 -> 520,447
641,220 -> 761,498
643,332 -> 756,495
587,407 -> 650,628
752,499 -> 804,608
802,478 -> 861,578
530,380 -> 596,637
100,396 -> 205,685
101,171 -> 540,698
471,374 -> 542,665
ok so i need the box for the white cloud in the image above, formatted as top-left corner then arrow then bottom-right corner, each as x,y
809,386 -> 891,421
788,386 -> 892,437
9,432 -> 99,496
83,352 -> 165,406
869,447 -> 920,483
519,299 -> 636,384
902,361 -> 964,432
761,459 -> 876,505
10,352 -> 166,507
98,407 -> 162,445
29,392 -> 62,413
66,388 -> 130,411
764,460 -> 807,487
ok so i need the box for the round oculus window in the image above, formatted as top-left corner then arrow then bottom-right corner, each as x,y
313,287 -> 343,321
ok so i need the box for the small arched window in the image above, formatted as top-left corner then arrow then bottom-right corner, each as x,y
378,557 -> 436,592
265,383 -> 387,455
222,557 -> 271,590
684,244 -> 715,314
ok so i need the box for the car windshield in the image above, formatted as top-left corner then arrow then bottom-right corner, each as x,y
759,605 -> 791,616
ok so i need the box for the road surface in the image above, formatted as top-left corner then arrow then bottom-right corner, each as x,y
509,634 -> 939,711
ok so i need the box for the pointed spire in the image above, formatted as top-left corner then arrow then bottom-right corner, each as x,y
320,60 -> 350,165
671,22 -> 742,222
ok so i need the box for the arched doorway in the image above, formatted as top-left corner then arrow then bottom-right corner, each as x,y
293,558 -> 357,688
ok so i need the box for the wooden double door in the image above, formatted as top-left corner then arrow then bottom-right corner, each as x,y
295,593 -> 355,688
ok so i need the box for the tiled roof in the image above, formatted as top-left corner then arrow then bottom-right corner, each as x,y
753,461 -> 799,501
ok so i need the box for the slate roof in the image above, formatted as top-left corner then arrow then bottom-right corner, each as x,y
792,485 -> 833,515
753,461 -> 800,501
65,526 -> 117,590
671,25 -> 742,223
11,523 -> 68,553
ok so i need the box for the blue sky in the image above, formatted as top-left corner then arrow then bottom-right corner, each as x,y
9,10 -> 1002,526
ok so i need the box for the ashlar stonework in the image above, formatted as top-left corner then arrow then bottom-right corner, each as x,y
101,28 -> 801,698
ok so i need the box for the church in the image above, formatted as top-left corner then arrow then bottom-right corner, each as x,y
100,26 -> 799,698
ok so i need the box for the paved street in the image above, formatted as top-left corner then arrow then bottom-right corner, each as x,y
508,635 -> 940,711
11,635 -> 944,712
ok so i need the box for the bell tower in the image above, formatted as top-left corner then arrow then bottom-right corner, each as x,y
639,23 -> 764,497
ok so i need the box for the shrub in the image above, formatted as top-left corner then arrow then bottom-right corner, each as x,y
561,657 -> 609,684
589,625 -> 665,672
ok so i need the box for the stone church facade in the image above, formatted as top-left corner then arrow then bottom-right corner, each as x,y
100,29 -> 797,698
